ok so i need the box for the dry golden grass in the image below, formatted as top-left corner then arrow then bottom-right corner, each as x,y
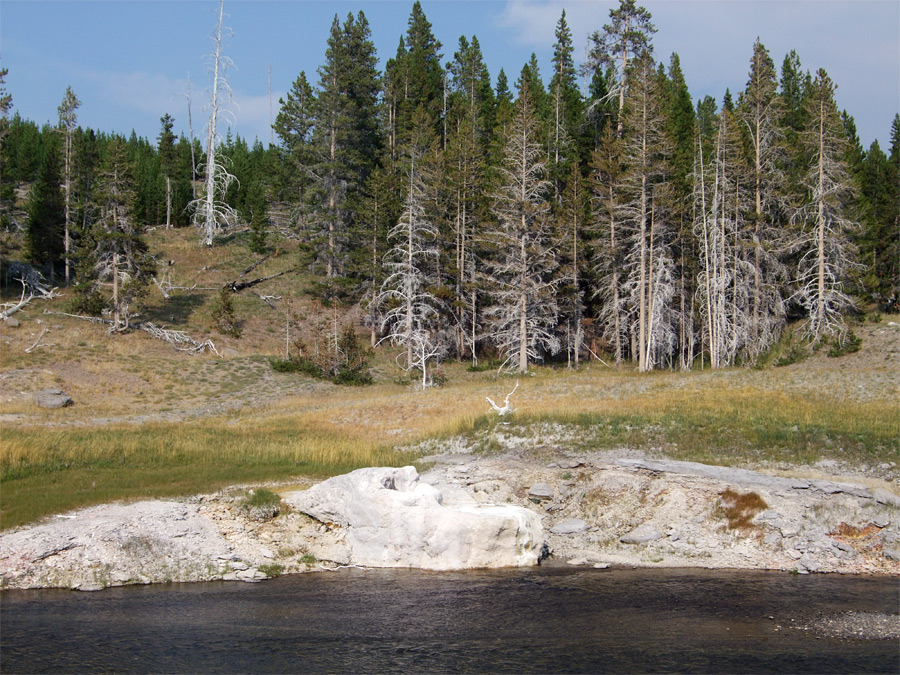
2,227 -> 897,529
718,488 -> 769,531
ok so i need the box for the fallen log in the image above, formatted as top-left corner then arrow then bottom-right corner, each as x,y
225,268 -> 293,293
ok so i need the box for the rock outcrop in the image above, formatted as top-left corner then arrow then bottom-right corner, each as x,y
0,501 -> 231,590
283,466 -> 544,570
32,389 -> 73,409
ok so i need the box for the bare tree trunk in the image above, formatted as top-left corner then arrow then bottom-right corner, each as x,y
165,175 -> 172,229
638,170 -> 648,372
616,15 -> 629,139
202,0 -> 225,246
609,187 -> 622,364
518,291 -> 528,373
816,101 -> 826,332
186,73 -> 198,200
267,62 -> 274,146
112,254 -> 120,331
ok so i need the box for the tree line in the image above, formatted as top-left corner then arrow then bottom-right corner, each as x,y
2,0 -> 897,375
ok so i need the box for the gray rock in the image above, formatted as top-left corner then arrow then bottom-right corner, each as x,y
550,518 -> 589,535
33,389 -> 73,409
75,582 -> 106,592
764,532 -> 782,546
873,515 -> 891,529
620,523 -> 663,545
284,466 -> 544,570
3,317 -> 20,327
756,510 -> 781,522
786,549 -> 802,560
527,483 -> 554,500
872,488 -> 900,508
883,549 -> 900,562
614,458 -> 798,492
236,568 -> 267,582
799,554 -> 819,572
780,522 -> 801,537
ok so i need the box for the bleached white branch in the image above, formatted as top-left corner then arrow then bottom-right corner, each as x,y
486,381 -> 519,416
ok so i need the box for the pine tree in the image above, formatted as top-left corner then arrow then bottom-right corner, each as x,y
26,143 -> 65,274
586,0 -> 656,138
157,113 -> 177,229
738,37 -> 788,361
663,54 -> 697,368
0,63 -> 14,230
308,12 -> 381,289
549,11 -> 584,201
555,161 -> 587,366
483,85 -> 560,373
857,138 -> 898,303
444,106 -> 487,360
83,138 -> 154,331
396,1 -> 444,142
273,70 -> 315,211
446,34 -> 495,149
792,69 -> 860,342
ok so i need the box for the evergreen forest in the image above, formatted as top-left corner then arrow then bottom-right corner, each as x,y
2,0 -> 898,378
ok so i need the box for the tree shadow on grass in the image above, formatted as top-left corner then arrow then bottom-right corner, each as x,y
142,292 -> 208,325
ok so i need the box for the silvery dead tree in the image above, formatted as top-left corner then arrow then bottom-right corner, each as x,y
791,69 -> 861,343
618,51 -> 671,372
693,110 -> 755,368
190,0 -> 238,247
622,187 -> 678,370
446,110 -> 484,363
482,85 -> 560,373
590,127 -> 629,364
556,162 -> 586,367
1,264 -> 58,320
737,38 -> 788,361
375,116 -> 446,388
58,86 -> 80,286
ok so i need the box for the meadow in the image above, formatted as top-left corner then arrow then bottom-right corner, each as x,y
2,229 -> 897,529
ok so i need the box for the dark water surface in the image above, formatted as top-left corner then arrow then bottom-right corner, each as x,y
2,566 -> 897,673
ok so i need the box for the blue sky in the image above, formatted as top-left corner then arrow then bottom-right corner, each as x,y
2,0 -> 898,150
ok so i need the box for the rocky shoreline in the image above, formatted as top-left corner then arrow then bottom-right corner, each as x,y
2,445 -> 898,594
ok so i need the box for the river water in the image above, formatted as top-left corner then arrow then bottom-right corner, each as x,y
2,566 -> 897,673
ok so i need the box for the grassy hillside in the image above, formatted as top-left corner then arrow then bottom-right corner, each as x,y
1,227 -> 898,529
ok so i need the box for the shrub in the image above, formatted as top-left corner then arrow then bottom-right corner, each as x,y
67,290 -> 106,316
774,342 -> 810,367
211,287 -> 242,338
240,487 -> 282,521
258,563 -> 284,578
827,330 -> 862,357
271,326 -> 372,386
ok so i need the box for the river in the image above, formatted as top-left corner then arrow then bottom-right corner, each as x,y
2,566 -> 897,673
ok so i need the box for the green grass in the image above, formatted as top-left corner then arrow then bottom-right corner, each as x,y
0,420 -> 418,529
465,388 -> 898,467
